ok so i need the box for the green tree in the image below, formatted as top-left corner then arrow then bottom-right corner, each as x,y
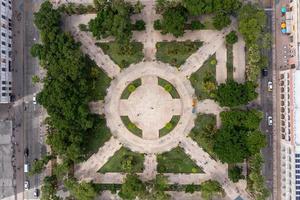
246,130 -> 266,155
29,155 -> 54,176
133,20 -> 146,31
88,0 -> 133,43
64,178 -> 97,200
213,126 -> 250,163
33,1 -> 61,35
226,31 -> 238,44
160,6 -> 188,37
119,174 -> 147,199
133,1 -> 145,14
238,4 -> 267,45
213,12 -> 231,30
228,165 -> 244,183
201,180 -> 223,200
215,80 -> 258,107
41,176 -> 61,200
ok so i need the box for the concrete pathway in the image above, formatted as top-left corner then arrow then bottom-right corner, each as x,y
89,100 -> 104,115
75,137 -> 122,181
179,26 -> 233,77
216,42 -> 227,84
196,99 -> 226,128
140,153 -> 157,181
233,34 -> 246,83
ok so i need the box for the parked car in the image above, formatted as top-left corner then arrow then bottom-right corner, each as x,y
268,81 -> 273,92
33,94 -> 37,105
268,116 -> 273,126
262,69 -> 268,77
33,189 -> 39,197
24,147 -> 29,157
24,180 -> 29,190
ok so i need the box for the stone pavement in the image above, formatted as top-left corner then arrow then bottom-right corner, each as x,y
88,100 -> 104,115
233,34 -> 246,83
216,42 -> 227,84
140,153 -> 157,181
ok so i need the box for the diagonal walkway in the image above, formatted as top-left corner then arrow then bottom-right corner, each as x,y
179,137 -> 251,200
74,137 -> 122,182
179,27 -> 232,77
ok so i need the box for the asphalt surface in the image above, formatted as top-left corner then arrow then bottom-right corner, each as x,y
10,0 -> 45,199
260,9 -> 274,198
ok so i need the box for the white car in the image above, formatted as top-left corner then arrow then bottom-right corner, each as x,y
268,81 -> 273,92
33,94 -> 37,105
24,180 -> 29,190
268,116 -> 273,126
33,189 -> 39,197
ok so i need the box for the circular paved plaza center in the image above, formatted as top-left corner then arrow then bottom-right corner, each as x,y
104,61 -> 196,153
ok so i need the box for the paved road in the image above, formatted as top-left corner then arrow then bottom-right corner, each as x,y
260,10 -> 274,198
11,0 -> 45,199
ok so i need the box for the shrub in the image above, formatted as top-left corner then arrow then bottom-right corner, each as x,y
165,122 -> 173,130
191,20 -> 204,30
154,20 -> 162,30
164,84 -> 173,92
226,31 -> 238,45
128,84 -> 136,93
133,20 -> 146,31
210,58 -> 217,66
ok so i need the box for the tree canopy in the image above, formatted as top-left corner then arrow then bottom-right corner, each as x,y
238,4 -> 267,45
228,166 -> 244,183
32,1 -> 111,162
64,178 -> 97,200
88,0 -> 134,44
200,180 -> 224,200
226,31 -> 238,44
159,6 -> 188,37
215,80 -> 258,107
213,110 -> 266,163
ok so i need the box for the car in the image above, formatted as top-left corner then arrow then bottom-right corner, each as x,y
268,116 -> 273,126
24,147 -> 29,157
24,180 -> 29,190
33,189 -> 39,197
268,81 -> 273,92
262,69 -> 268,77
33,94 -> 37,105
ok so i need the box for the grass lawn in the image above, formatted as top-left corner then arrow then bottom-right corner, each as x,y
98,147 -> 144,173
189,55 -> 217,100
157,147 -> 203,173
158,78 -> 180,98
226,44 -> 234,80
97,42 -> 144,68
121,116 -> 142,137
90,65 -> 111,101
85,115 -> 112,158
121,78 -> 142,99
159,116 -> 180,137
189,114 -> 217,159
156,41 -> 203,68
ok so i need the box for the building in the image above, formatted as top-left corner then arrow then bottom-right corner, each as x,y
0,0 -> 12,103
280,0 -> 300,199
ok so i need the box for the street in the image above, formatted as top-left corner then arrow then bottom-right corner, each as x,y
10,0 -> 45,199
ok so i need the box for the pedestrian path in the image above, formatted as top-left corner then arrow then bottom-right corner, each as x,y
140,153 -> 157,181
89,101 -> 104,115
216,42 -> 227,84
233,35 -> 246,83
75,137 -> 122,181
